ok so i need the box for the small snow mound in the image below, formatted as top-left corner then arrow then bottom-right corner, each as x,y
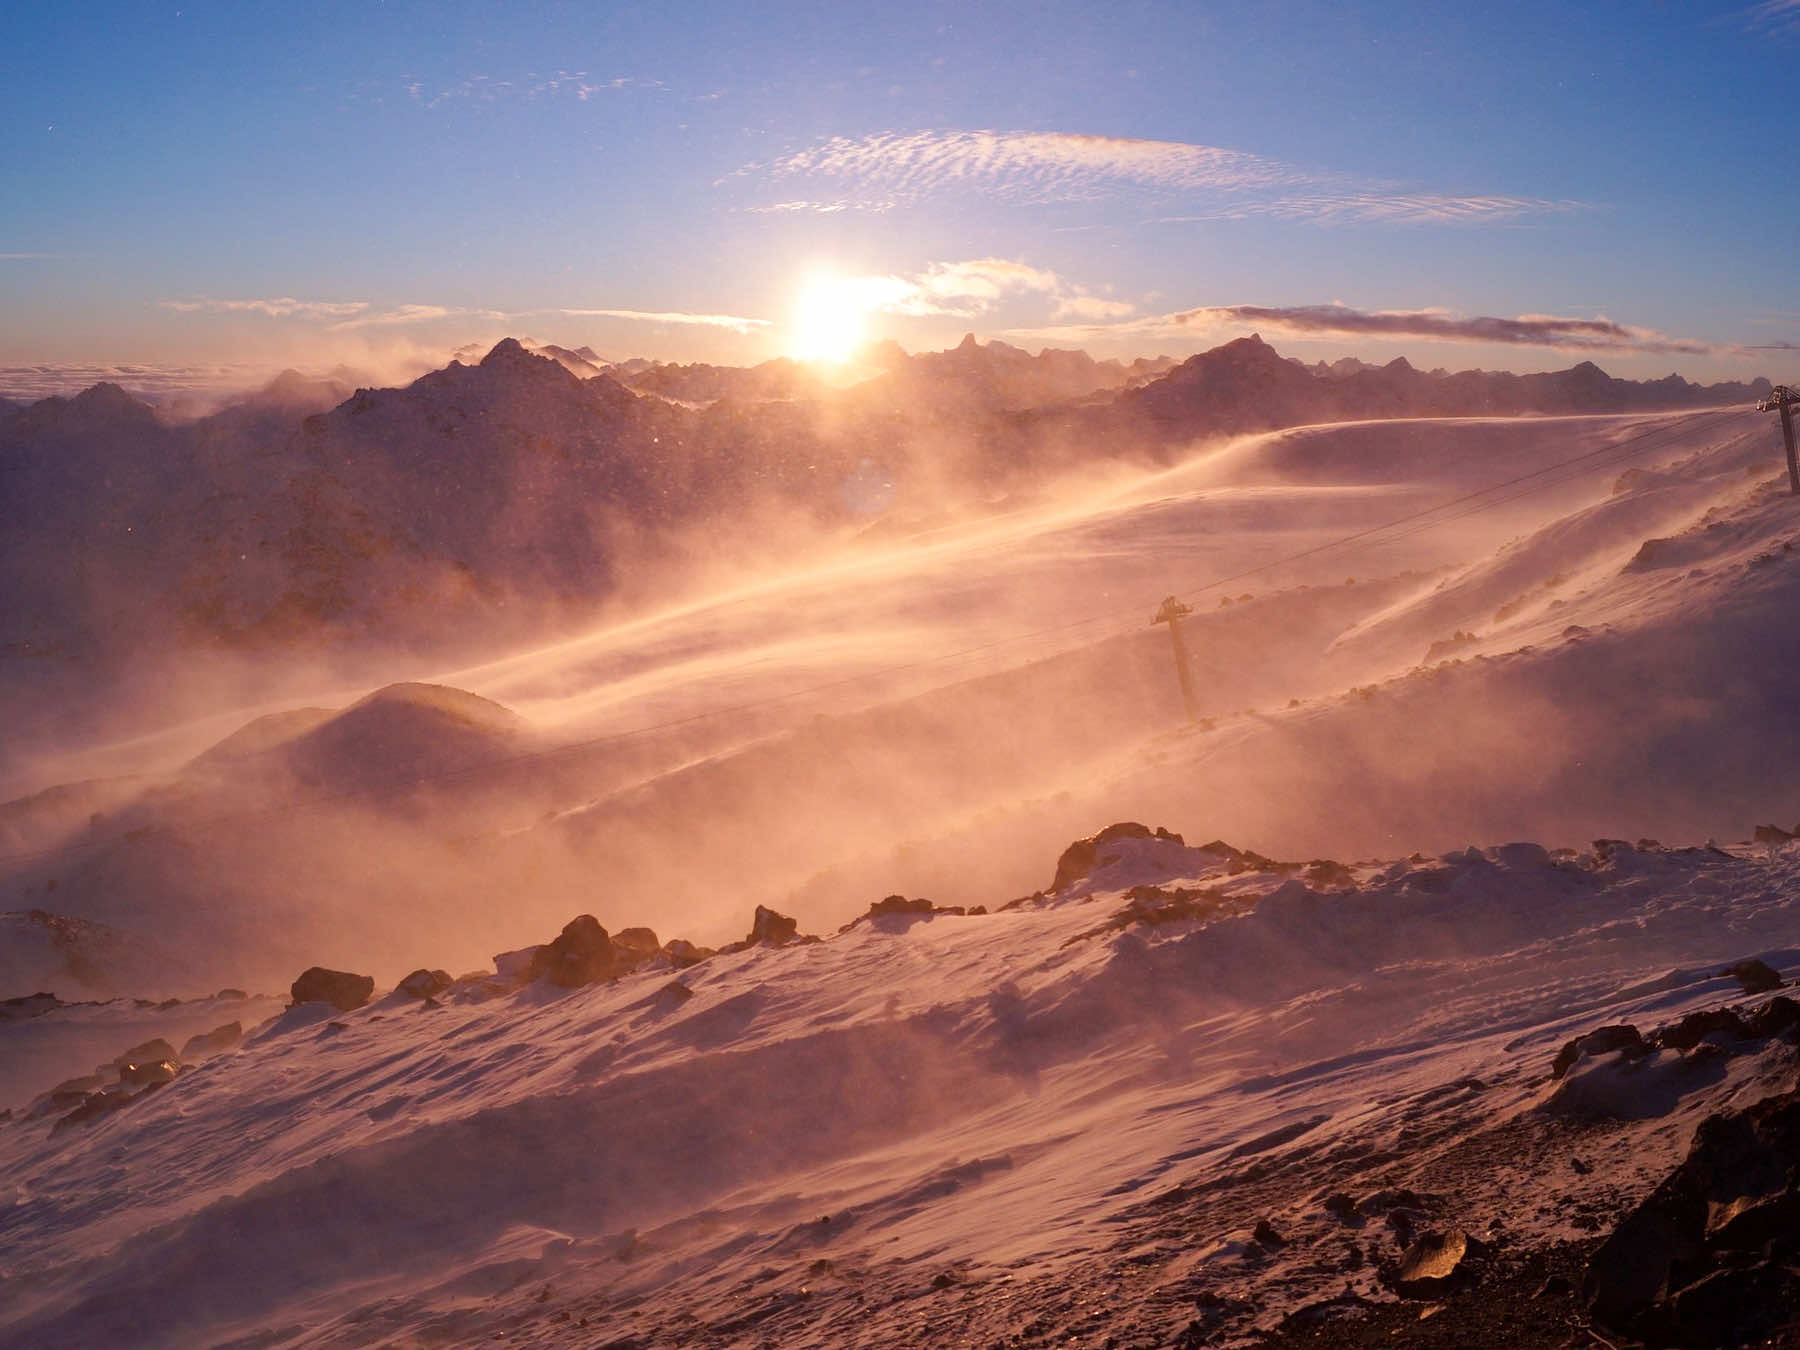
281,682 -> 532,789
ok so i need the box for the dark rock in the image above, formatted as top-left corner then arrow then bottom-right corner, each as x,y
1550,1023 -> 1647,1079
1653,1007 -> 1749,1051
612,927 -> 661,968
529,915 -> 617,987
492,945 -> 543,984
179,1022 -> 242,1059
1721,958 -> 1784,994
214,988 -> 247,1000
1322,1192 -> 1359,1223
869,895 -> 935,918
290,966 -> 375,1011
967,905 -> 987,916
1586,1082 -> 1800,1341
746,905 -> 798,947
53,1091 -> 133,1132
1387,1228 -> 1475,1298
1751,823 -> 1793,845
1745,994 -> 1800,1038
1535,1273 -> 1572,1299
1251,1218 -> 1286,1248
1,992 -> 62,1022
661,938 -> 714,969
657,980 -> 694,1003
396,968 -> 453,1000
1050,821 -> 1157,891
108,1037 -> 179,1070
119,1059 -> 178,1087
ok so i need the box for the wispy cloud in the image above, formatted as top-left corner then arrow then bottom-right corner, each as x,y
401,71 -> 662,109
556,308 -> 771,333
0,252 -> 62,260
1008,302 -> 1718,356
1745,0 -> 1800,36
329,304 -> 497,330
814,257 -> 1131,324
742,129 -> 1579,226
161,296 -> 370,319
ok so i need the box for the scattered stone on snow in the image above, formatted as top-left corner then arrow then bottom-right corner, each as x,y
396,968 -> 453,1000
290,966 -> 375,1011
529,915 -> 617,987
1720,957 -> 1784,994
1549,1023 -> 1647,1080
745,905 -> 799,947
179,1022 -> 242,1058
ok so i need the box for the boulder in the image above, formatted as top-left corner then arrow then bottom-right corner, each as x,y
1745,995 -> 1800,1038
746,905 -> 798,947
661,938 -> 714,969
1752,823 -> 1793,846
1586,1083 -> 1800,1344
1653,1008 -> 1749,1052
1051,822 -> 1168,891
1387,1229 -> 1479,1298
612,927 -> 661,969
1721,958 -> 1784,995
529,915 -> 616,987
290,967 -> 375,1012
179,1022 -> 242,1059
492,946 -> 543,984
396,968 -> 453,1000
869,895 -> 935,918
1551,1024 -> 1647,1079
119,1059 -> 178,1088
110,1037 -> 179,1069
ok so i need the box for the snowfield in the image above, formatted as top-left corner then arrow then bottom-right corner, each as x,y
2,831 -> 1797,1347
5,378 -> 1800,1346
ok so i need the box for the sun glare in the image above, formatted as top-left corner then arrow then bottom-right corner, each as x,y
788,274 -> 869,364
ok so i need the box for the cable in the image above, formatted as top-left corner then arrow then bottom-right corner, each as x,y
0,405 -> 1760,872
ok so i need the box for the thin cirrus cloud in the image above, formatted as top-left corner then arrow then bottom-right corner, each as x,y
1009,302 -> 1718,356
160,298 -> 510,329
747,129 -> 1579,225
556,308 -> 771,333
398,71 -> 662,108
161,297 -> 371,320
1745,0 -> 1800,34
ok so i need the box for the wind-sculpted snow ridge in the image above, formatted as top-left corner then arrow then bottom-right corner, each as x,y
2,826 -> 1798,1347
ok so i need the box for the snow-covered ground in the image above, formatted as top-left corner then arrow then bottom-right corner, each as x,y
2,830 -> 1795,1347
6,403 -> 1800,1346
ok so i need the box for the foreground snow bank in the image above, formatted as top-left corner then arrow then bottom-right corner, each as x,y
1,827 -> 1797,1347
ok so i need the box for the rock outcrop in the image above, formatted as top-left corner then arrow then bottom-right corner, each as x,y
290,967 -> 375,1011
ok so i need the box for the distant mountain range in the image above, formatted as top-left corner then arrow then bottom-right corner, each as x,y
0,333 -> 1775,764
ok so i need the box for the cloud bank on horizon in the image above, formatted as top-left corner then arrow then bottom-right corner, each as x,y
1009,302 -> 1726,359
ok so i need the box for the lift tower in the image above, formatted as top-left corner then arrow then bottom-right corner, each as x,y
1758,385 -> 1799,495
1152,595 -> 1201,725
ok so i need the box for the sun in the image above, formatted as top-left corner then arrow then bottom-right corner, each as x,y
787,274 -> 870,364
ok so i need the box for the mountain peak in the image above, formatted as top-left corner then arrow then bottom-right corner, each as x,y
956,332 -> 981,351
480,337 -> 539,369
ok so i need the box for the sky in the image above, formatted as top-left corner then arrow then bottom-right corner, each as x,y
3,0 -> 1798,391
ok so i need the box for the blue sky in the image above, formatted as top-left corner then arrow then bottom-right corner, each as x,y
3,0 -> 1797,384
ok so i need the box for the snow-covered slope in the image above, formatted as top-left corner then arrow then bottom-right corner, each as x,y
2,827 -> 1795,1347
